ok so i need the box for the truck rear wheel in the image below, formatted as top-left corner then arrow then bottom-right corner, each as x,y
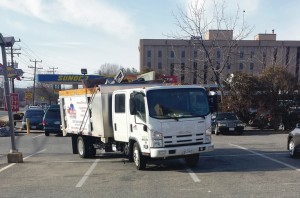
72,135 -> 78,154
133,142 -> 146,170
185,154 -> 199,167
77,136 -> 96,158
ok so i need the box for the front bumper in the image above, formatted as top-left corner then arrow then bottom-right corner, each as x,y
149,143 -> 214,158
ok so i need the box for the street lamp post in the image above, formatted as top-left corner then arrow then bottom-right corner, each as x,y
0,33 -> 23,163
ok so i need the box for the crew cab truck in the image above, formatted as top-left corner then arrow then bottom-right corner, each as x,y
59,84 -> 214,170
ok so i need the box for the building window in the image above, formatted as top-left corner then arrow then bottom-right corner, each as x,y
170,63 -> 174,76
147,50 -> 151,57
194,50 -> 197,58
158,50 -> 162,58
239,63 -> 244,70
250,63 -> 254,70
181,63 -> 185,82
227,63 -> 231,70
250,49 -> 255,59
147,62 -> 151,68
204,62 -> 208,84
158,62 -> 162,69
286,47 -> 290,66
193,62 -> 197,84
181,50 -> 185,58
216,61 -> 220,70
240,51 -> 244,59
217,50 -> 221,59
263,52 -> 266,68
170,51 -> 174,58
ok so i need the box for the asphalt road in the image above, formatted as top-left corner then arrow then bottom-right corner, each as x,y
0,130 -> 300,198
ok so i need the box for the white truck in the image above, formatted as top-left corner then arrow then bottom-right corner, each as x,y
59,84 -> 214,170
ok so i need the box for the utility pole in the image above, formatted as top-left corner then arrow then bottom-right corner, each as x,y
29,59 -> 42,105
7,44 -> 21,93
0,33 -> 23,163
48,67 -> 58,74
49,67 -> 59,91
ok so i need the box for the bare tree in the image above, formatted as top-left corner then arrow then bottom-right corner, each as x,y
96,63 -> 121,76
35,83 -> 58,105
170,0 -> 254,96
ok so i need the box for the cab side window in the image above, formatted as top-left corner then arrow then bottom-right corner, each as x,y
115,94 -> 125,113
135,94 -> 146,122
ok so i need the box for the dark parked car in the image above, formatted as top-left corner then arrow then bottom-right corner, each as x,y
21,109 -> 45,130
211,112 -> 245,135
42,106 -> 62,136
287,123 -> 300,158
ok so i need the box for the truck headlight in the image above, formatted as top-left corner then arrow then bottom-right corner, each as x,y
152,139 -> 163,147
151,130 -> 163,147
151,131 -> 163,139
205,128 -> 211,143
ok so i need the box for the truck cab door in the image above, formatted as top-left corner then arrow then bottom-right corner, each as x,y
112,92 -> 129,142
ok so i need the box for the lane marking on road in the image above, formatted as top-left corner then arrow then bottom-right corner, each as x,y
199,152 -> 286,158
76,159 -> 100,187
230,144 -> 300,171
32,134 -> 44,139
0,149 -> 46,174
23,149 -> 46,160
186,168 -> 201,182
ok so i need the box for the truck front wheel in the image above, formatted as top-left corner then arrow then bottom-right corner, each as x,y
133,142 -> 146,170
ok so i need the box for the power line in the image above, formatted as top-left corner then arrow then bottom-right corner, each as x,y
29,59 -> 42,105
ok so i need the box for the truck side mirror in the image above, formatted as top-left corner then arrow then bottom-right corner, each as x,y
129,98 -> 137,115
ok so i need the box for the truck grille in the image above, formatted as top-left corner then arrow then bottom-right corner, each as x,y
163,133 -> 204,147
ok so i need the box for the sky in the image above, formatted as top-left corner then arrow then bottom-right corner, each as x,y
1,0 -> 300,88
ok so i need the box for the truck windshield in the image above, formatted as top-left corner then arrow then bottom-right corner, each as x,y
147,88 -> 210,119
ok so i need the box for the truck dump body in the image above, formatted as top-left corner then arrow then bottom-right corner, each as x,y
59,84 -> 161,138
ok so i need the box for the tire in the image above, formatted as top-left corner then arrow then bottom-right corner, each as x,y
289,139 -> 298,158
77,136 -> 96,158
211,126 -> 215,134
45,131 -> 49,136
124,143 -> 133,162
133,142 -> 146,170
72,135 -> 78,154
185,154 -> 199,167
215,126 -> 220,135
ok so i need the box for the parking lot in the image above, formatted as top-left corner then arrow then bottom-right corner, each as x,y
0,130 -> 299,198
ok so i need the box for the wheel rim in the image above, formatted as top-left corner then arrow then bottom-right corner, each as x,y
289,140 -> 295,156
78,139 -> 84,156
133,145 -> 140,167
215,126 -> 218,134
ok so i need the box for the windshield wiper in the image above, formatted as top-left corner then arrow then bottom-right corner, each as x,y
164,114 -> 179,121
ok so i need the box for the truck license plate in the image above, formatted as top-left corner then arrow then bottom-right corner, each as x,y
229,128 -> 234,131
183,149 -> 193,155
31,126 -> 36,129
